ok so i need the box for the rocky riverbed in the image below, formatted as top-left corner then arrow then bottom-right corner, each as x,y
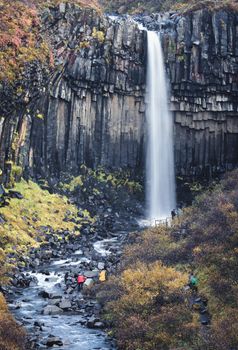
5,220 -> 139,349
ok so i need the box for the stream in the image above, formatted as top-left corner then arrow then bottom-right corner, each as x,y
7,234 -> 127,349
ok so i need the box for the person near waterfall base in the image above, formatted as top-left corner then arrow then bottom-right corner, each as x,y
171,209 -> 176,220
77,275 -> 87,291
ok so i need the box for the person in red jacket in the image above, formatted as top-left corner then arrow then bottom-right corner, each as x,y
77,275 -> 87,291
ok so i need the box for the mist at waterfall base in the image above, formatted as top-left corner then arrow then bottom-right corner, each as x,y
146,31 -> 176,223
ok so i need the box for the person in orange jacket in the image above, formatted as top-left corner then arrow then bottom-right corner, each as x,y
77,274 -> 87,291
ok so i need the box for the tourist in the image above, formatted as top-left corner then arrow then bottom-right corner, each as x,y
64,272 -> 69,285
189,272 -> 198,292
77,274 -> 87,291
99,270 -> 106,282
171,209 -> 176,220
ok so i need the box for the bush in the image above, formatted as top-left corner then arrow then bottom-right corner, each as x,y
98,169 -> 238,349
0,293 -> 26,350
98,262 -> 200,350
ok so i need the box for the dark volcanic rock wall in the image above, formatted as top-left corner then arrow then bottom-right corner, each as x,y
42,6 -> 146,175
1,5 -> 238,182
160,10 -> 238,176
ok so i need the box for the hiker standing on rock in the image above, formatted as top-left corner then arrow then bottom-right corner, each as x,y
77,274 -> 87,291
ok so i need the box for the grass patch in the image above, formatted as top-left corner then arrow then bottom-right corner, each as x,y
60,166 -> 142,195
0,179 -> 79,253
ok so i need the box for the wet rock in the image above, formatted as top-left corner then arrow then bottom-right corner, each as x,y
59,299 -> 72,310
94,321 -> 104,328
45,336 -> 63,347
97,262 -> 105,270
41,250 -> 53,260
84,271 -> 99,278
87,316 -> 99,328
39,290 -> 50,299
200,313 -> 210,325
45,276 -> 59,283
42,305 -> 63,315
34,321 -> 45,328
48,299 -> 61,306
49,292 -> 63,299
83,278 -> 94,287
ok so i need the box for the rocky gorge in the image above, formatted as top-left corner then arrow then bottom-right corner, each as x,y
6,224 -> 131,349
2,169 -> 142,349
1,4 -> 238,185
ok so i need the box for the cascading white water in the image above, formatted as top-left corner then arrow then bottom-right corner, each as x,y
146,31 -> 176,221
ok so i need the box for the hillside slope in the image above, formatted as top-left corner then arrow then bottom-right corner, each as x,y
97,169 -> 238,350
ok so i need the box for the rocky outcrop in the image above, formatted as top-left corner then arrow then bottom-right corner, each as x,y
160,10 -> 238,176
44,10 -> 146,175
0,5 -> 238,182
0,5 -> 146,182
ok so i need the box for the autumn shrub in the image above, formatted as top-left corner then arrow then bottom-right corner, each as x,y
0,293 -> 26,350
0,0 -> 50,81
98,262 -> 201,350
101,0 -> 238,13
0,0 -> 101,82
98,169 -> 238,349
204,311 -> 238,350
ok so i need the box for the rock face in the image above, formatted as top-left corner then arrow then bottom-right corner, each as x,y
0,5 -> 238,181
160,10 -> 238,176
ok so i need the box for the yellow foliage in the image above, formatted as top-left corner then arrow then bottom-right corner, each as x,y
0,179 -> 79,254
120,262 -> 187,307
80,40 -> 90,49
60,175 -> 83,191
92,27 -> 105,42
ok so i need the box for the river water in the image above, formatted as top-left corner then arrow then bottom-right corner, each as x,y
9,238 -> 120,350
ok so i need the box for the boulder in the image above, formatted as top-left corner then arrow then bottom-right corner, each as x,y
83,278 -> 94,287
97,262 -> 105,270
42,305 -> 63,315
59,299 -> 72,310
84,270 -> 99,278
38,290 -> 50,299
46,336 -> 63,347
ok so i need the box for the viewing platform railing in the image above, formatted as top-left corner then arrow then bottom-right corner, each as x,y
154,217 -> 172,227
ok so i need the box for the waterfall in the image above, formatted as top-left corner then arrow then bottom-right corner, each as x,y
146,31 -> 176,221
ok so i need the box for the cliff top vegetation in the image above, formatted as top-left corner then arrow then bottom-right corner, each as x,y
0,0 -> 100,82
100,0 -> 238,14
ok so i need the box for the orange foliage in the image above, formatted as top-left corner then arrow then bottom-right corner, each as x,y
98,169 -> 238,350
0,0 -> 101,81
0,0 -> 49,81
0,293 -> 26,350
97,262 -> 199,350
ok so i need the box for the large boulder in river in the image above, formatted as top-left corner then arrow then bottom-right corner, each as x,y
42,305 -> 63,315
45,336 -> 63,347
83,278 -> 94,287
59,299 -> 72,310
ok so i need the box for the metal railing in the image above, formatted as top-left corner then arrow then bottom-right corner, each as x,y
154,217 -> 172,227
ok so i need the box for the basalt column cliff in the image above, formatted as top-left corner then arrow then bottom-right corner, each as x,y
161,10 -> 238,177
0,5 -> 238,181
